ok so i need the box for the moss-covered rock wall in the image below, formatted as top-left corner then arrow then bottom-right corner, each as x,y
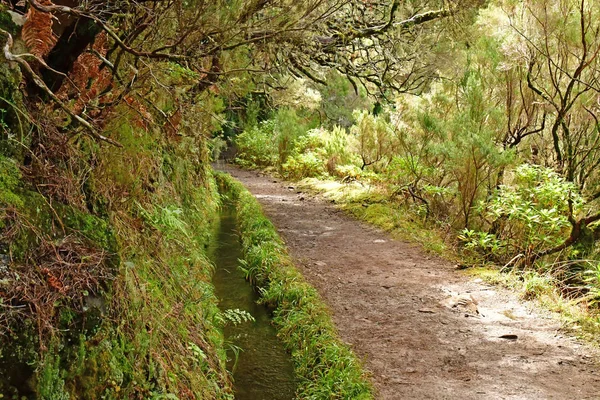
1,17 -> 232,397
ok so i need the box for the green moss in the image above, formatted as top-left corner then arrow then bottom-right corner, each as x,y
63,333 -> 132,399
0,320 -> 39,397
36,351 -> 70,400
0,5 -> 19,36
0,41 -> 30,159
0,94 -> 231,399
2,184 -> 117,260
4,190 -> 53,260
0,154 -> 23,208
61,207 -> 117,252
60,117 -> 233,398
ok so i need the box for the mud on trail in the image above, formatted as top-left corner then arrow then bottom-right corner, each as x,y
219,165 -> 600,400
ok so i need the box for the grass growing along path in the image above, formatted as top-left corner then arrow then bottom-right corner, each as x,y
216,172 -> 374,400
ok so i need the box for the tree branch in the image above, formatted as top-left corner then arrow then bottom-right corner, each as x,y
317,6 -> 452,49
27,0 -> 190,61
1,30 -> 121,147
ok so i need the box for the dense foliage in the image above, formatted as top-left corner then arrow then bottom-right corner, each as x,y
0,0 -> 468,397
2,0 -> 600,397
232,0 -> 600,316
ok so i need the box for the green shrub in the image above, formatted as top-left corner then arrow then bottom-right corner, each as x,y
479,164 -> 584,260
322,126 -> 360,175
278,126 -> 362,180
458,228 -> 502,257
350,110 -> 394,171
0,154 -> 24,208
281,129 -> 327,179
235,120 -> 278,168
282,151 -> 326,179
274,108 -> 315,166
334,164 -> 362,179
234,108 -> 319,170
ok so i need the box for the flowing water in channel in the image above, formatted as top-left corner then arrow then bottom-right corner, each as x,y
212,203 -> 297,400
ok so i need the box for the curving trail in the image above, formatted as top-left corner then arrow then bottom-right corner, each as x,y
219,165 -> 600,400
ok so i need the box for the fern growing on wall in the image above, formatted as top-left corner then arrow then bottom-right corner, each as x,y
22,0 -> 56,58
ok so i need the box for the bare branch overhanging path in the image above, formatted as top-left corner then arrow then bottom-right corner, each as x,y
219,165 -> 600,400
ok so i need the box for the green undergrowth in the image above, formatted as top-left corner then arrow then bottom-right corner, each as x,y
215,172 -> 373,400
65,112 -> 233,399
1,104 -> 233,398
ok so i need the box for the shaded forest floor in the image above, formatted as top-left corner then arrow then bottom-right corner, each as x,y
218,164 -> 600,400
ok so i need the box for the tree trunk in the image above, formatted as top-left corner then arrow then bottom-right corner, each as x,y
41,17 -> 102,92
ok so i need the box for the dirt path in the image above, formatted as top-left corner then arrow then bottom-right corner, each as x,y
219,165 -> 600,400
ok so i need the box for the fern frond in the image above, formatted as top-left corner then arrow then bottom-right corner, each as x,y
57,32 -> 113,114
22,0 -> 56,58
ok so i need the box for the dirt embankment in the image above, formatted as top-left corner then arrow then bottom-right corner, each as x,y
219,164 -> 600,400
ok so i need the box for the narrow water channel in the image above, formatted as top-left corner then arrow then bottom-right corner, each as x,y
212,203 -> 297,400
